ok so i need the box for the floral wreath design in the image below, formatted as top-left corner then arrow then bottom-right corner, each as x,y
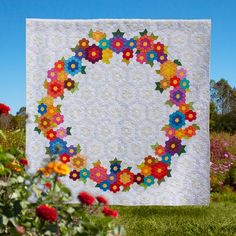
35,29 -> 199,193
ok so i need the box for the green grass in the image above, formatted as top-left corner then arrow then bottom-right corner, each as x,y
114,195 -> 236,236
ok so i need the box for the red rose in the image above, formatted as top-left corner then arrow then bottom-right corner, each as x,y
185,110 -> 197,122
46,129 -> 57,141
96,196 -> 108,205
151,162 -> 168,180
78,192 -> 96,206
122,48 -> 133,60
102,206 -> 118,218
0,103 -> 10,115
36,205 -> 57,222
19,158 -> 28,166
44,182 -> 52,189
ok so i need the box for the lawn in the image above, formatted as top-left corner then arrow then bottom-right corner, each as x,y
115,193 -> 236,236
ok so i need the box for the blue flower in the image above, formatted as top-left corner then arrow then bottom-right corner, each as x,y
65,56 -> 82,76
75,48 -> 86,60
126,38 -> 136,49
110,163 -> 121,174
147,50 -> 158,62
80,168 -> 90,179
169,111 -> 186,130
38,103 -> 47,115
99,38 -> 110,49
49,138 -> 67,155
180,78 -> 190,90
143,176 -> 155,186
67,145 -> 77,157
107,173 -> 116,184
99,180 -> 110,191
161,153 -> 172,164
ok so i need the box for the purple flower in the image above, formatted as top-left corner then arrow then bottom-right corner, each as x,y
165,137 -> 182,155
170,87 -> 186,106
158,54 -> 168,64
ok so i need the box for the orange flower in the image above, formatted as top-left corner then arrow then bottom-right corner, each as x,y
144,155 -> 156,166
160,60 -> 177,80
184,126 -> 196,137
78,38 -> 89,49
38,116 -> 52,133
179,103 -> 189,114
91,30 -> 106,42
155,145 -> 165,157
140,165 -> 152,176
160,78 -> 170,89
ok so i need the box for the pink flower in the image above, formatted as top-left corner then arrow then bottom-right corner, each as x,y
47,68 -> 58,80
53,114 -> 64,125
56,127 -> 67,139
136,53 -> 147,64
90,165 -> 107,183
177,68 -> 187,79
165,127 -> 175,138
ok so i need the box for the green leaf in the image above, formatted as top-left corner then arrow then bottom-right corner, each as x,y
122,186 -> 130,192
112,29 -> 125,37
122,58 -> 130,65
66,127 -> 72,135
155,70 -> 160,74
192,124 -> 200,130
146,61 -> 154,67
165,100 -> 173,107
135,49 -> 141,54
110,158 -> 122,165
155,82 -> 164,93
174,59 -> 182,66
45,147 -> 51,155
151,143 -> 158,150
140,183 -> 148,189
139,29 -> 148,36
178,145 -> 186,156
81,66 -> 86,74
167,169 -> 172,177
127,167 -> 132,171
188,102 -> 194,110
34,127 -> 41,134
0,130 -> 6,140
150,33 -> 158,40
161,125 -> 170,131
60,95 -> 64,100
77,144 -> 81,153
88,29 -> 93,38
61,57 -> 66,62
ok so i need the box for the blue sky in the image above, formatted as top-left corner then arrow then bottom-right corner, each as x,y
0,0 -> 236,114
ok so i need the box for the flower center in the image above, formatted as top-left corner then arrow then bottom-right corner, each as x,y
171,144 -> 176,149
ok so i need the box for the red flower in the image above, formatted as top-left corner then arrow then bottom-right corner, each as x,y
153,42 -> 164,54
96,196 -> 108,205
46,129 -> 57,141
185,110 -> 197,122
44,182 -> 52,189
36,205 -> 58,222
19,158 -> 28,166
60,153 -> 70,163
134,173 -> 144,184
47,80 -> 64,98
151,162 -> 168,180
117,169 -> 134,188
54,60 -> 65,72
102,206 -> 118,218
122,48 -> 133,60
78,192 -> 96,206
0,103 -> 10,115
170,76 -> 180,87
110,182 -> 120,193
85,44 -> 102,64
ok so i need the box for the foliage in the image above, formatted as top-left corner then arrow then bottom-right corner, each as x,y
210,79 -> 236,133
0,126 -> 124,235
210,132 -> 236,192
115,200 -> 236,236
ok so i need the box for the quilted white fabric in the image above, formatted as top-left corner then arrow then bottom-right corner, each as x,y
26,19 -> 211,205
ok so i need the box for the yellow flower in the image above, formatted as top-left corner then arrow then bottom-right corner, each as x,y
40,96 -> 54,106
53,162 -> 70,175
175,128 -> 185,139
160,78 -> 170,89
8,160 -> 22,172
57,71 -> 68,82
102,48 -> 113,63
92,30 -> 106,42
141,165 -> 152,176
69,154 -> 87,171
160,60 -> 177,80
